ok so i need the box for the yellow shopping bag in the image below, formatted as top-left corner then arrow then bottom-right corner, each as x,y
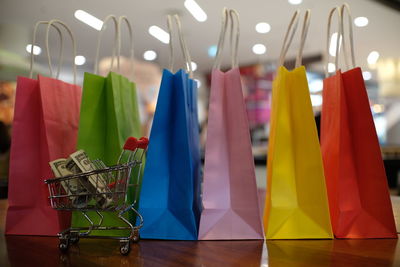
263,10 -> 333,239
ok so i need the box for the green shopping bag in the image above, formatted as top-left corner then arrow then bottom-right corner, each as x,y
71,15 -> 143,236
105,71 -> 143,219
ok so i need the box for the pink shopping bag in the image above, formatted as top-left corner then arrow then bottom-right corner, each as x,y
6,20 -> 81,236
198,8 -> 264,240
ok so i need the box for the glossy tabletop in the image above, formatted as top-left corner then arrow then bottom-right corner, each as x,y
0,200 -> 399,266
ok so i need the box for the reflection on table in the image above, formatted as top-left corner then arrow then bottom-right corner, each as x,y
0,200 -> 399,266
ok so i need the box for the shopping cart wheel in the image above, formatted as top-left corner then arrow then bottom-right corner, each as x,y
59,238 -> 69,252
70,233 -> 79,244
132,230 -> 140,243
119,241 -> 131,255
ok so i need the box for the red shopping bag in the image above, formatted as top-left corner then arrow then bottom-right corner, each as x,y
6,20 -> 81,236
321,5 -> 397,238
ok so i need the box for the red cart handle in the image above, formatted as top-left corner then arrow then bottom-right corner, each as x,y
108,182 -> 116,189
123,137 -> 138,151
137,137 -> 149,149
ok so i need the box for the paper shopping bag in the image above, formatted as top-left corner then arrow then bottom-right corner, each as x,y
264,66 -> 333,239
139,69 -> 199,240
198,9 -> 264,240
6,77 -> 66,236
138,14 -> 201,240
6,20 -> 81,236
72,16 -> 143,236
6,76 -> 81,236
263,10 -> 333,239
106,71 -> 143,218
321,4 -> 396,239
321,68 -> 397,238
72,72 -> 142,236
188,78 -> 202,224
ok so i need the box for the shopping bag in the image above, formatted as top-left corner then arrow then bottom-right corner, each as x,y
263,10 -> 333,239
188,77 -> 202,224
139,15 -> 200,240
321,4 -> 397,238
72,16 -> 143,236
6,20 -> 81,236
198,9 -> 264,240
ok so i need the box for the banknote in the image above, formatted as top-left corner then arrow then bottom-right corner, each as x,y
49,158 -> 89,208
49,158 -> 75,193
67,150 -> 112,207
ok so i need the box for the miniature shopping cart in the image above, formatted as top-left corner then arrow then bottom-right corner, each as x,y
45,137 -> 148,255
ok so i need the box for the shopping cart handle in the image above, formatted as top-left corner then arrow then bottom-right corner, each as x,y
123,137 -> 138,151
108,181 -> 116,189
138,137 -> 149,149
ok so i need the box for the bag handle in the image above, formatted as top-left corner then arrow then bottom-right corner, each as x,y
94,15 -> 119,75
229,9 -> 240,69
296,10 -> 311,67
278,10 -> 311,68
45,20 -> 77,84
278,11 -> 299,67
213,8 -> 228,70
167,14 -> 193,78
325,6 -> 342,77
29,21 -> 64,80
213,8 -> 240,70
117,16 -> 135,80
340,3 -> 356,70
325,4 -> 357,77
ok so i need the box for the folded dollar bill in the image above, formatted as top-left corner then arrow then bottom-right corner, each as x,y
49,158 -> 90,208
65,150 -> 113,208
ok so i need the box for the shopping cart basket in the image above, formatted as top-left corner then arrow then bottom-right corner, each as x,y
45,136 -> 148,255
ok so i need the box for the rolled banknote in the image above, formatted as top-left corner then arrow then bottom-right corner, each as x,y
66,150 -> 112,208
49,158 -> 89,208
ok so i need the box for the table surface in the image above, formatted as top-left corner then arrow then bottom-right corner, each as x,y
1,199 -> 400,267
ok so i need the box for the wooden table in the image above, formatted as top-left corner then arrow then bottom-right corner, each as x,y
1,199 -> 399,266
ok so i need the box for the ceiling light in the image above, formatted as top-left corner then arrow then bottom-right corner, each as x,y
354,17 -> 368,27
252,44 -> 266,55
288,0 -> 302,5
372,104 -> 384,113
310,94 -> 323,107
362,71 -> 372,81
329,32 -> 342,57
74,55 -> 86,65
143,50 -> 157,61
208,45 -> 217,58
184,0 -> 207,22
190,61 -> 197,71
74,10 -> 103,31
149,26 -> 170,44
328,63 -> 336,73
309,80 -> 323,93
367,51 -> 380,65
255,22 -> 271,34
26,44 -> 41,55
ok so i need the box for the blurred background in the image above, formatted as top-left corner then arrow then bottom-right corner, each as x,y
1,0 -> 400,197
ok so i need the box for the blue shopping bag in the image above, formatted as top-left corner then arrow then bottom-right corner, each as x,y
139,14 -> 201,240
139,69 -> 199,240
187,77 -> 202,224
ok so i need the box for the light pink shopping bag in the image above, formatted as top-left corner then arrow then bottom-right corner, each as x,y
198,9 -> 264,240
